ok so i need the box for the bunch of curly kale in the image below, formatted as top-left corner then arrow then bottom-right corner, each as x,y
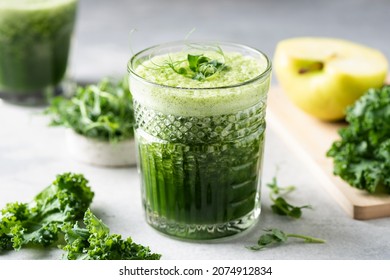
327,86 -> 390,193
0,173 -> 160,260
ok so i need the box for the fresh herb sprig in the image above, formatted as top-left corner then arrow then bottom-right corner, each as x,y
249,228 -> 325,251
267,176 -> 312,219
150,44 -> 229,82
166,53 -> 228,81
45,77 -> 134,142
249,173 -> 320,252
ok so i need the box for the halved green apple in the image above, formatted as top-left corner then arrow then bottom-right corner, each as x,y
274,37 -> 388,121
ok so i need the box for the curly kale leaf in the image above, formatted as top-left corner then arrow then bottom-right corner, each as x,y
327,86 -> 390,193
0,173 -> 94,251
62,209 -> 161,260
46,77 -> 134,142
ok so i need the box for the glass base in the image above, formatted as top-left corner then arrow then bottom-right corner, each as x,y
0,87 -> 61,106
145,206 -> 261,241
0,83 -> 72,106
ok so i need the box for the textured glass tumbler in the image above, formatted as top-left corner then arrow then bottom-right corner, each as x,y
128,41 -> 271,240
0,0 -> 78,105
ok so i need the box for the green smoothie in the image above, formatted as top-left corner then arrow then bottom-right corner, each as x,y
129,42 -> 271,239
0,0 -> 77,101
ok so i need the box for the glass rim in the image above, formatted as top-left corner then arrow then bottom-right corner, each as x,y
128,40 -> 272,91
0,0 -> 78,9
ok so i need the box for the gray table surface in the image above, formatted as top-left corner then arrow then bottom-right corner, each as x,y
1,0 -> 390,260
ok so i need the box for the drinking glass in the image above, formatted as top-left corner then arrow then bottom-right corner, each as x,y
0,0 -> 78,104
128,41 -> 271,240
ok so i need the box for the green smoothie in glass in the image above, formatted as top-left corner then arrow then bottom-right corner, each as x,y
0,0 -> 77,103
128,41 -> 271,240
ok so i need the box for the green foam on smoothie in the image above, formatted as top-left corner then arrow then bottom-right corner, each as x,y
131,51 -> 270,117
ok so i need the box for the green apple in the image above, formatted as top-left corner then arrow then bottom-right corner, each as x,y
273,37 -> 388,121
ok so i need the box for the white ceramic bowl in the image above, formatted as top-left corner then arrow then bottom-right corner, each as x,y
66,129 -> 137,167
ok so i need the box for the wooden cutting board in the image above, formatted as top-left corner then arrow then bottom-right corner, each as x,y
266,86 -> 390,220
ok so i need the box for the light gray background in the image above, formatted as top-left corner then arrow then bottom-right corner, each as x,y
71,0 -> 390,82
1,0 -> 390,260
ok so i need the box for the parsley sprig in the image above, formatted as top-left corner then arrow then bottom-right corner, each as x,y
267,177 -> 312,219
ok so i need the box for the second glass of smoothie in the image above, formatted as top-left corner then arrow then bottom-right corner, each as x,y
0,0 -> 78,104
129,41 -> 271,240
